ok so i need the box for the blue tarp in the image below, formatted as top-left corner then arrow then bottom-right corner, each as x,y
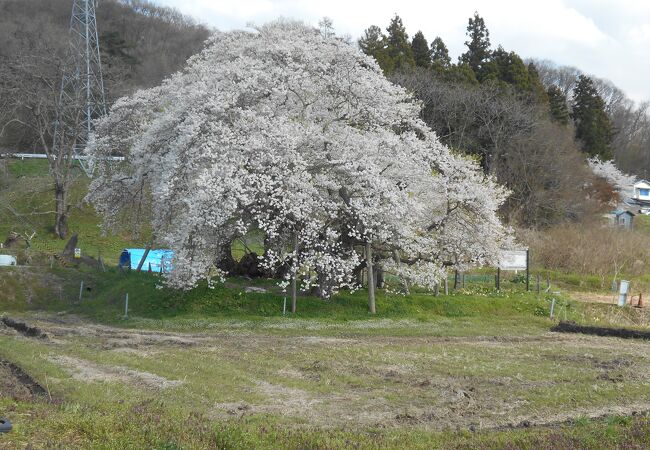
119,248 -> 173,273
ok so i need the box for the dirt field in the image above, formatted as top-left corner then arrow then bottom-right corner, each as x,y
2,313 -> 649,434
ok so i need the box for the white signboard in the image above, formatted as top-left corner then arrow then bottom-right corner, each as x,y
499,250 -> 528,270
618,280 -> 629,307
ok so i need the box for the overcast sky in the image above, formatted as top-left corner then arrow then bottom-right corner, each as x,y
157,0 -> 650,103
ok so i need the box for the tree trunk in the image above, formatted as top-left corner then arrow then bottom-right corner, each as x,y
291,233 -> 298,313
216,239 -> 237,273
392,249 -> 409,294
54,183 -> 68,239
366,242 -> 376,314
375,266 -> 384,289
354,264 -> 364,286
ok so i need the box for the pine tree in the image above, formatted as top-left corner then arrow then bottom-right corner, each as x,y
430,36 -> 451,73
358,25 -> 393,73
571,75 -> 614,159
101,31 -> 138,67
385,15 -> 415,73
527,62 -> 548,103
459,12 -> 491,80
411,31 -> 431,68
444,63 -> 479,85
483,46 -> 531,92
547,85 -> 570,125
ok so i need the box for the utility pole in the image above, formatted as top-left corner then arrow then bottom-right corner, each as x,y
52,0 -> 107,177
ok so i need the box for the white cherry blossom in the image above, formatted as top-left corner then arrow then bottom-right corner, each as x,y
87,20 -> 510,299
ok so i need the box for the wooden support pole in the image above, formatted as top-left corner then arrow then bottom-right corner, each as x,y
550,298 -> 556,319
526,249 -> 530,292
135,243 -> 152,273
366,242 -> 376,314
291,234 -> 298,313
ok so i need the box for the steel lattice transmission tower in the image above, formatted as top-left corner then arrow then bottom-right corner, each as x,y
53,0 -> 107,177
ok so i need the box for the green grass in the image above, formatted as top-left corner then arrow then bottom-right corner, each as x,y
5,266 -> 578,334
1,288 -> 649,448
2,387 -> 647,450
5,158 -> 51,177
1,267 -> 650,448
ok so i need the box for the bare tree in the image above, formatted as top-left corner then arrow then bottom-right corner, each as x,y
392,68 -> 600,227
0,50 -> 83,238
393,69 -> 536,173
528,59 -> 580,98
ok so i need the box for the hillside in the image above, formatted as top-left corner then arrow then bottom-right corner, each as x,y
0,0 -> 210,151
0,159 -> 142,264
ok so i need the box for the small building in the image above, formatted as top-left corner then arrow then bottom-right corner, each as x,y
632,180 -> 650,203
606,210 -> 635,229
119,248 -> 173,273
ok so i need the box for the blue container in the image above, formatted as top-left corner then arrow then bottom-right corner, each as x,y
119,248 -> 174,273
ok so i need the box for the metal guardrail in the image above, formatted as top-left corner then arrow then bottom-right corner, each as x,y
0,153 -> 124,161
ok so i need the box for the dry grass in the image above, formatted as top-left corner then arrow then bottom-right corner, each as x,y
522,224 -> 650,286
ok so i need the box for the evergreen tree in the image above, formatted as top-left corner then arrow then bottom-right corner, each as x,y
571,75 -> 614,159
444,63 -> 479,85
430,36 -> 451,73
527,62 -> 548,103
547,85 -> 570,126
385,15 -> 415,73
459,12 -> 491,80
100,31 -> 138,67
358,25 -> 393,73
411,31 -> 431,68
483,46 -> 531,91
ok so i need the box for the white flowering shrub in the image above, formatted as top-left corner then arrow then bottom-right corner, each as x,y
87,20 -> 510,296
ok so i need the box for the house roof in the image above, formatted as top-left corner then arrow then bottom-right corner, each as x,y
633,180 -> 650,189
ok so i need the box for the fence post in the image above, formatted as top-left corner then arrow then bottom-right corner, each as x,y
124,293 -> 129,319
78,280 -> 84,303
550,298 -> 556,319
444,277 -> 449,295
496,268 -> 501,291
434,283 -> 439,297
526,250 -> 530,292
536,275 -> 540,294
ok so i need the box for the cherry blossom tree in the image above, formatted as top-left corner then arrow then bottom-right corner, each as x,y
87,20 -> 510,311
588,156 -> 637,200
